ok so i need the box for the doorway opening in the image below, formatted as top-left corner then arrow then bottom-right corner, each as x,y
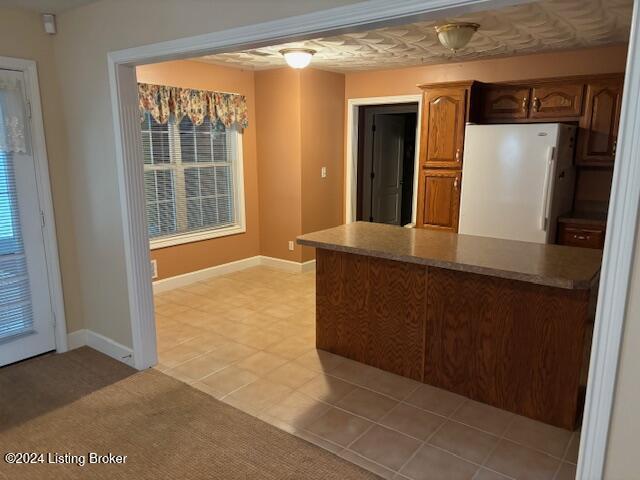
356,103 -> 418,226
107,1 -> 640,478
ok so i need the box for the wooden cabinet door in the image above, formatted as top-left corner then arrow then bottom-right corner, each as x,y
577,80 -> 623,166
480,86 -> 530,121
530,83 -> 584,119
421,88 -> 467,168
416,169 -> 461,231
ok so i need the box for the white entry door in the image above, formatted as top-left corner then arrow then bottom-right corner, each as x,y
0,69 -> 55,366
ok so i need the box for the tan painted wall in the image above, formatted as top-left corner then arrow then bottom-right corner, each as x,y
255,68 -> 303,263
50,0 -> 361,347
254,68 -> 345,263
0,8 -> 83,334
344,44 -> 628,99
135,60 -> 260,280
300,69 -> 345,262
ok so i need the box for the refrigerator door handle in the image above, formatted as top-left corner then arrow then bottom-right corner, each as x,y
539,146 -> 556,231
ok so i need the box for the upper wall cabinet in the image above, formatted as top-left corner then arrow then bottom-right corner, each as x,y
481,81 -> 586,122
576,78 -> 623,166
480,86 -> 531,120
420,84 -> 471,168
529,83 -> 584,119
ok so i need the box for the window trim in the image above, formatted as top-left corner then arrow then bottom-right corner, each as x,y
148,128 -> 246,250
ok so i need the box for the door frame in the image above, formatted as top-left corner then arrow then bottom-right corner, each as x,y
346,95 -> 422,224
106,1 -> 640,478
0,56 -> 68,353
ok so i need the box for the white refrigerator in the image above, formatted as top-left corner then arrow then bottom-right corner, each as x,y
458,123 -> 576,244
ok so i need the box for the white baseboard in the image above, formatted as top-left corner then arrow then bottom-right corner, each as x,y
152,255 -> 316,293
260,256 -> 316,273
67,329 -> 88,350
152,255 -> 262,293
67,329 -> 135,367
301,259 -> 316,272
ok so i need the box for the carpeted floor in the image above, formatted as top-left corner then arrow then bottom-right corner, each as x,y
0,347 -> 380,479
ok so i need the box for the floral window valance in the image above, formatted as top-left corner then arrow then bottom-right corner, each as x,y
138,83 -> 248,129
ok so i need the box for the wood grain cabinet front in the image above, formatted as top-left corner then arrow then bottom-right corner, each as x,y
480,85 -> 531,120
416,169 -> 461,231
529,83 -> 584,119
576,78 -> 623,166
314,246 -> 596,430
480,82 -> 585,121
420,87 -> 468,168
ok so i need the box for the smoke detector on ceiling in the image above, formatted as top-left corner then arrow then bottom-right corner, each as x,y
42,14 -> 57,35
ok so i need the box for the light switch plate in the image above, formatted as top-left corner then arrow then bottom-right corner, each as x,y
151,259 -> 158,279
321,166 -> 327,178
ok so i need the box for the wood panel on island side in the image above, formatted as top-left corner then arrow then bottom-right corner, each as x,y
301,222 -> 601,430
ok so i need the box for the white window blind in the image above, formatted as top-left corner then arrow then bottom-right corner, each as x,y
141,112 -> 242,246
0,151 -> 33,340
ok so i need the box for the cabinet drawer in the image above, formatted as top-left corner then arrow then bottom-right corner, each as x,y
558,225 -> 604,249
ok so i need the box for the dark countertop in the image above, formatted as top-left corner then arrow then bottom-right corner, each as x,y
558,211 -> 607,227
297,222 -> 602,290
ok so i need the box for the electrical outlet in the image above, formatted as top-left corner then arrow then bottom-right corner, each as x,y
150,259 -> 158,279
288,240 -> 295,251
321,166 -> 327,178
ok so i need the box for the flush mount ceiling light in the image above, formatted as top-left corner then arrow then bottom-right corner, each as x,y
280,48 -> 316,69
435,22 -> 480,52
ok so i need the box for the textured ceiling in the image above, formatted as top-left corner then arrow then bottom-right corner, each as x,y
198,0 -> 632,72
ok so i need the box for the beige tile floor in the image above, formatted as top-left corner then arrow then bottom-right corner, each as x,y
154,265 -> 580,480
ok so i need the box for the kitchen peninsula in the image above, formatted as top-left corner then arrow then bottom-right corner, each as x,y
297,222 -> 602,429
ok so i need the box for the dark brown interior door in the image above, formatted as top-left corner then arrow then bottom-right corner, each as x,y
358,104 -> 418,225
363,114 -> 406,225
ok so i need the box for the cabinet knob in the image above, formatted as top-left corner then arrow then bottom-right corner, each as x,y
522,97 -> 528,112
454,177 -> 459,189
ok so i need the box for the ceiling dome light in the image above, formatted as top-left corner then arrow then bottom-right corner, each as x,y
435,23 -> 480,52
280,48 -> 316,69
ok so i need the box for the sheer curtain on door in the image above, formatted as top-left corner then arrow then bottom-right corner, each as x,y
0,71 -> 32,340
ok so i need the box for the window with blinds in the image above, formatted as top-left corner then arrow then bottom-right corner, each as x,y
0,151 -> 34,340
141,112 -> 244,248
